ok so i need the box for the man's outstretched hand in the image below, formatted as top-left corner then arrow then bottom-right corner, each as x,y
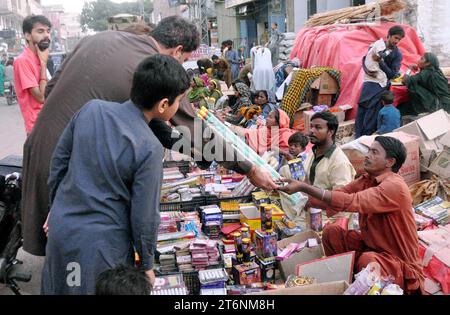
276,178 -> 303,195
247,166 -> 278,191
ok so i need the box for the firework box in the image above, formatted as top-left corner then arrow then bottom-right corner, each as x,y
256,256 -> 277,283
255,229 -> 278,259
232,262 -> 261,285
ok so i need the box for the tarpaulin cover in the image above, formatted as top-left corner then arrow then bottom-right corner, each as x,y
290,22 -> 426,119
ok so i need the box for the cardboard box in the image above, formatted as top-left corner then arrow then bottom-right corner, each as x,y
303,107 -> 352,134
317,94 -> 334,107
428,132 -> 450,179
342,148 -> 366,176
255,229 -> 278,258
429,150 -> 450,179
310,72 -> 339,94
250,280 -> 349,295
343,131 -> 420,185
277,231 -> 325,280
232,262 -> 261,285
296,252 -> 355,284
395,109 -> 450,158
335,119 -> 355,145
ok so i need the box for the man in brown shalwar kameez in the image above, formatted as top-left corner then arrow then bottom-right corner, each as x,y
278,136 -> 424,294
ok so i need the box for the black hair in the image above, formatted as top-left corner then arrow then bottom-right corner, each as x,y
130,54 -> 190,110
381,90 -> 395,105
251,92 -> 259,102
257,90 -> 268,99
388,25 -> 405,38
374,136 -> 407,173
231,79 -> 244,89
273,22 -> 278,27
6,57 -> 14,66
150,15 -> 200,52
22,15 -> 52,35
288,132 -> 309,148
95,264 -> 151,295
211,54 -> 219,60
197,58 -> 213,74
223,40 -> 233,48
310,111 -> 339,141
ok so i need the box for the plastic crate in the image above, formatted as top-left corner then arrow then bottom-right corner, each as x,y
163,160 -> 191,175
160,196 -> 206,212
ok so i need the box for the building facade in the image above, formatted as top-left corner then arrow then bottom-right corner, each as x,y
42,4 -> 64,51
60,11 -> 83,52
0,0 -> 43,52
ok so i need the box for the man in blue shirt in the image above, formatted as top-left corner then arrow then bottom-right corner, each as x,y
355,25 -> 405,138
377,90 -> 401,134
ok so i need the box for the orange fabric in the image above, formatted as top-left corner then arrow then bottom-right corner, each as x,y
324,172 -> 424,294
13,47 -> 44,134
244,109 -> 295,155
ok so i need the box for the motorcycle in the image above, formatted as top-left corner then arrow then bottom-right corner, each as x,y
4,81 -> 17,106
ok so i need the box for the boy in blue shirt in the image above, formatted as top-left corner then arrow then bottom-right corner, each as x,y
377,90 -> 401,134
41,55 -> 191,295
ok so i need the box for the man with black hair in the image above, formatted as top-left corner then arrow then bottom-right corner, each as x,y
377,90 -> 400,134
356,25 -> 405,138
95,265 -> 151,295
22,15 -> 277,257
304,111 -> 355,191
41,54 -> 191,295
223,40 -> 240,81
13,15 -> 52,134
278,136 -> 424,295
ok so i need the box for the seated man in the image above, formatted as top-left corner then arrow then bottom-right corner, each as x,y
301,112 -> 356,227
304,112 -> 356,191
278,136 -> 424,294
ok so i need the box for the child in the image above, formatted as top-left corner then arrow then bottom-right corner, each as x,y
229,108 -> 295,155
41,54 -> 190,295
279,132 -> 309,180
188,76 -> 207,108
280,132 -> 309,164
377,90 -> 401,134
95,264 -> 151,295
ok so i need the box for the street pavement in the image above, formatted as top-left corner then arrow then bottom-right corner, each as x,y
0,98 -> 43,295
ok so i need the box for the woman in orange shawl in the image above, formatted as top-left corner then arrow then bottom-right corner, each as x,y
229,108 -> 295,155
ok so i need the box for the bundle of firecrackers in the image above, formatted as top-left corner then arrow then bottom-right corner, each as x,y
190,239 -> 221,271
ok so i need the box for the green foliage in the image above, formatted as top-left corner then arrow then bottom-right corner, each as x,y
80,0 -> 153,32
